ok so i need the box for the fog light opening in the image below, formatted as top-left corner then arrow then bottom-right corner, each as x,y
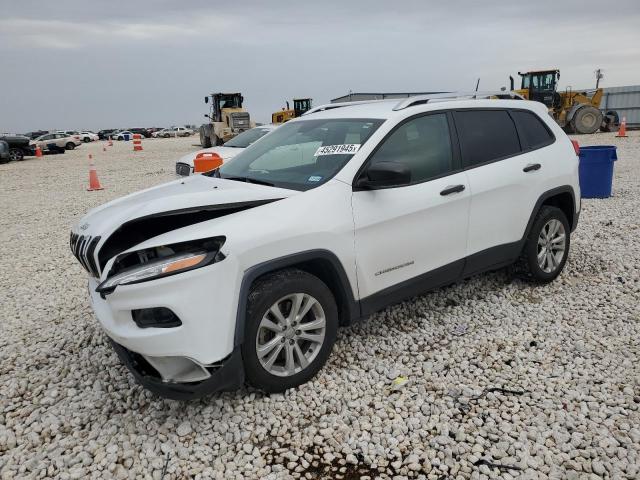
131,307 -> 182,329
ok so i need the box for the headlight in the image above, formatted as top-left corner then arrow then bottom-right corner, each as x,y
96,236 -> 225,295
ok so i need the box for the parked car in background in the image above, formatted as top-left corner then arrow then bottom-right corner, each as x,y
127,128 -> 152,138
151,128 -> 169,138
80,132 -> 99,142
112,131 -> 136,141
23,130 -> 49,140
98,129 -> 118,140
175,124 -> 278,176
0,140 -> 10,163
32,132 -> 81,151
0,134 -> 35,161
56,131 -> 83,143
156,127 -> 193,138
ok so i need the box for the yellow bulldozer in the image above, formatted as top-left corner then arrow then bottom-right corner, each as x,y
199,92 -> 254,147
509,69 -> 618,134
271,98 -> 313,124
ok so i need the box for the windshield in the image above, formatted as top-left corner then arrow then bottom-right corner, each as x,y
215,118 -> 384,191
224,127 -> 273,148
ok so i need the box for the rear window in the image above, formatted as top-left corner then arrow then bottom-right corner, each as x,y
454,110 -> 521,167
511,110 -> 554,149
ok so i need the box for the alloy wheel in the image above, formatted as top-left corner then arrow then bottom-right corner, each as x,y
537,219 -> 566,273
255,293 -> 326,377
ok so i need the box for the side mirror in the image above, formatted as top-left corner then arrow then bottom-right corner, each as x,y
204,114 -> 210,119
204,97 -> 209,103
355,161 -> 411,189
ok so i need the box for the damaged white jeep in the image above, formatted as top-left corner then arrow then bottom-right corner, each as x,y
71,94 -> 580,399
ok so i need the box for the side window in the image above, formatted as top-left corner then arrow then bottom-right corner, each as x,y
454,110 -> 521,167
511,110 -> 554,150
368,113 -> 454,183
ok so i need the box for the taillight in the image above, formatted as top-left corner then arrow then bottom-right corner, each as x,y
571,140 -> 580,156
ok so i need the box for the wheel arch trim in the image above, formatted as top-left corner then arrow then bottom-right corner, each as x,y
523,185 -> 578,239
233,250 -> 359,346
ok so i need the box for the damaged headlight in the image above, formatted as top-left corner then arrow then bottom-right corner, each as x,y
96,236 -> 225,294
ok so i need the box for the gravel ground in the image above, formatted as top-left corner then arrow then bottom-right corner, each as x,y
0,133 -> 639,480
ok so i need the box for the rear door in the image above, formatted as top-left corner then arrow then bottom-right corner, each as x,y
454,109 -> 554,274
352,112 -> 470,309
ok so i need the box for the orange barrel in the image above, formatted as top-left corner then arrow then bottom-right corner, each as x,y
193,152 -> 223,173
133,134 -> 143,151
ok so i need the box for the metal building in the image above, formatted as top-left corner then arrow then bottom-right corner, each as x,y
598,85 -> 640,127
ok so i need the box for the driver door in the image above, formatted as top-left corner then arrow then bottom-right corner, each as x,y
351,112 -> 470,310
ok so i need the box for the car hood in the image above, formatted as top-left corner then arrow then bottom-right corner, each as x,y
71,175 -> 297,271
177,146 -> 243,167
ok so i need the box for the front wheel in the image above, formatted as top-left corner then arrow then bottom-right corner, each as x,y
65,142 -> 75,150
518,206 -> 570,283
200,127 -> 212,148
8,148 -> 24,161
242,269 -> 338,393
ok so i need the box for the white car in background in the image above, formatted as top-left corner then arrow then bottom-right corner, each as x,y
80,132 -> 99,142
113,131 -> 136,141
156,127 -> 194,138
56,131 -> 83,143
32,132 -> 82,151
175,124 -> 278,176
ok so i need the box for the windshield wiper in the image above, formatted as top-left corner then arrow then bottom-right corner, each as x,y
224,176 -> 275,187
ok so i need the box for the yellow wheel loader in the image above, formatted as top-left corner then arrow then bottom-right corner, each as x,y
271,98 -> 313,124
200,93 -> 254,147
509,70 -> 618,134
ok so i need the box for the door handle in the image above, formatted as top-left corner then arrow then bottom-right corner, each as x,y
440,184 -> 465,196
523,163 -> 541,172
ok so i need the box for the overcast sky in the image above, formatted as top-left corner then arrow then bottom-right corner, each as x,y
1,0 -> 639,133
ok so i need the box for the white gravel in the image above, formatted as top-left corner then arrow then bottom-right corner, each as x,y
0,133 -> 639,479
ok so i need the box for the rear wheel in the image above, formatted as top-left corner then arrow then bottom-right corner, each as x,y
572,106 -> 603,134
8,148 -> 23,161
242,269 -> 338,393
518,206 -> 570,283
83,137 -> 90,143
65,142 -> 75,150
200,127 -> 212,147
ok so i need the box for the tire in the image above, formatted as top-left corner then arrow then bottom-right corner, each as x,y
200,127 -> 212,148
242,269 -> 339,393
571,106 -> 603,134
83,137 -> 90,143
518,206 -> 570,283
8,148 -> 23,161
65,142 -> 76,150
214,135 -> 224,146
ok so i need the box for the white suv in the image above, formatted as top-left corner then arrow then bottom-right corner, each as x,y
70,93 -> 580,399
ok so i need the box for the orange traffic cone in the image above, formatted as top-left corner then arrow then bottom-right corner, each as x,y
35,146 -> 43,158
87,155 -> 104,191
616,116 -> 628,137
108,137 -> 113,146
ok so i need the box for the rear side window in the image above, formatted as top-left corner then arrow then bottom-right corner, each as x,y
454,110 -> 521,167
511,110 -> 554,149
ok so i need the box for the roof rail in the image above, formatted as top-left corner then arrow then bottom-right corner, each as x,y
302,99 -> 388,116
392,91 -> 525,111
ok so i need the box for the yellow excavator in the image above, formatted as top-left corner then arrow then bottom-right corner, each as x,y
271,98 -> 313,124
509,69 -> 618,134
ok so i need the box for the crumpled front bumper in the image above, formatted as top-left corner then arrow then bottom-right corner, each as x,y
110,340 -> 244,400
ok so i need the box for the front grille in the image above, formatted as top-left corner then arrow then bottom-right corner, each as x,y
70,232 -> 101,278
175,162 -> 191,176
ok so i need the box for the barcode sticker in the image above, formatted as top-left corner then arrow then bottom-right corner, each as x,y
314,144 -> 361,156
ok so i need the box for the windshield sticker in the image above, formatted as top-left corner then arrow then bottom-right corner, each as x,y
308,175 -> 323,182
314,144 -> 361,156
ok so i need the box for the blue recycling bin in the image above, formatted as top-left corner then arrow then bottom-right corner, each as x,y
123,133 -> 131,141
578,145 -> 617,198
